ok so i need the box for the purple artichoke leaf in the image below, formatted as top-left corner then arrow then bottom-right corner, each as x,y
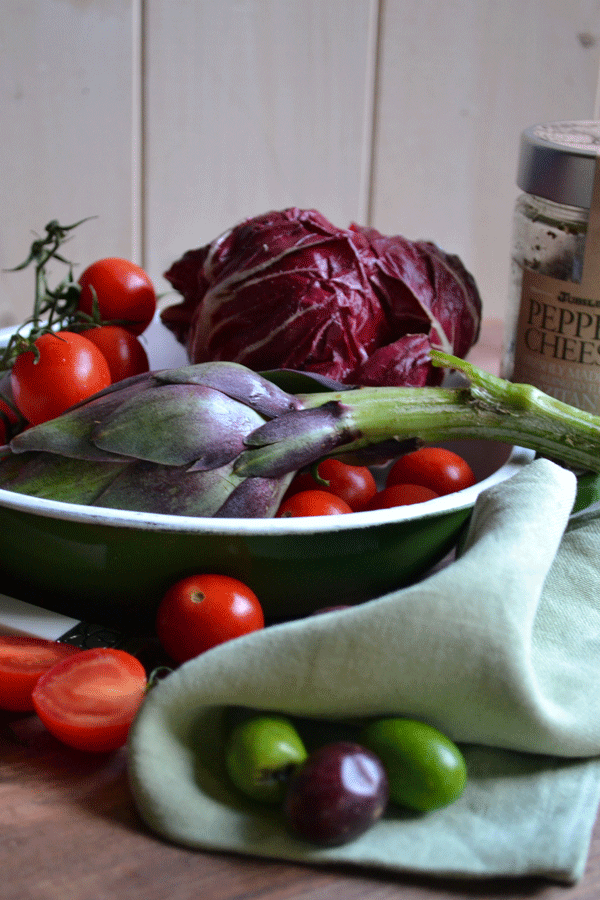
154,361 -> 302,417
235,402 -> 360,478
92,460 -> 244,517
8,381 -> 150,462
214,473 -> 294,518
0,451 -> 129,504
62,370 -> 157,411
92,383 -> 267,469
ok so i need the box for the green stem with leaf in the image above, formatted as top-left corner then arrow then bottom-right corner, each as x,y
0,218 -> 95,371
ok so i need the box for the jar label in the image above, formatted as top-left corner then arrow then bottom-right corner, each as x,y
512,269 -> 600,411
512,153 -> 600,413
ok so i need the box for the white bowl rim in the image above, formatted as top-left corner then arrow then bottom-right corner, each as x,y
0,444 -> 536,535
0,323 -> 536,535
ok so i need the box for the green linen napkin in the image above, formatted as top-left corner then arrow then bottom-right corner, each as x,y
127,458 -> 600,883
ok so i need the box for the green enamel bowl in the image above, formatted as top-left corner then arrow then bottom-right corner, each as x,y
0,319 -> 540,629
0,440 -> 535,629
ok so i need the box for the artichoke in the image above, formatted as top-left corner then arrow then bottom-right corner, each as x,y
0,363 -> 307,517
2,350 -> 600,518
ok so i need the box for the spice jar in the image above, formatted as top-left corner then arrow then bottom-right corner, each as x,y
502,121 -> 600,413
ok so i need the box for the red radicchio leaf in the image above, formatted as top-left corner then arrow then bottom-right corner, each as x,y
161,208 -> 482,387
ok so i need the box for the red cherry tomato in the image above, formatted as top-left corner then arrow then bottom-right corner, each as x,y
83,325 -> 149,382
0,636 -> 81,712
31,647 -> 147,752
10,331 -> 112,425
276,489 -> 353,518
364,483 -> 439,510
155,574 -> 265,664
283,458 -> 377,512
78,258 -> 156,336
387,447 -> 476,496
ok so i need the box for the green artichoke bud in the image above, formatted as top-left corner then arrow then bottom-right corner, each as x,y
0,363 -> 315,517
3,351 -> 600,518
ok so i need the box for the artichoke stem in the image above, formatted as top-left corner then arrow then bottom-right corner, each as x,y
291,350 -> 600,473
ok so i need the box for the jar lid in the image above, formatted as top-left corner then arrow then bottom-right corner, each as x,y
517,121 -> 600,208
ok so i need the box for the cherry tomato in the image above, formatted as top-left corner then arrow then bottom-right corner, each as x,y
0,636 -> 81,712
10,331 -> 112,426
155,574 -> 264,664
83,325 -> 149,382
363,483 -> 439,510
31,647 -> 147,752
283,458 -> 376,511
387,447 -> 476,496
78,258 -> 156,335
276,489 -> 353,517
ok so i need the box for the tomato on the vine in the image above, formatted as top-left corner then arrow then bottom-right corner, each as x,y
31,647 -> 147,752
155,574 -> 265,664
78,258 -> 156,336
0,636 -> 81,712
276,489 -> 353,517
283,458 -> 376,512
10,331 -> 112,425
364,483 -> 439,510
387,447 -> 476,496
83,325 -> 149,382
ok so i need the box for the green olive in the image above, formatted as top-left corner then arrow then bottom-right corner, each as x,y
360,717 -> 467,812
225,714 -> 308,804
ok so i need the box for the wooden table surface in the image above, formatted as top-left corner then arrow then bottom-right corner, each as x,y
2,320 -> 600,900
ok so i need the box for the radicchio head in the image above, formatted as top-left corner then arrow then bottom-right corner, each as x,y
161,208 -> 482,387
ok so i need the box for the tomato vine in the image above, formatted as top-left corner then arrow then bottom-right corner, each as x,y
0,218 -> 94,371
0,219 -> 156,433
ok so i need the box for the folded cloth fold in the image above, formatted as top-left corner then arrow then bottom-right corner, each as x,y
128,458 -> 600,883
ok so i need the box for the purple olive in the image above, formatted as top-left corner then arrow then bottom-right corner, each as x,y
283,741 -> 389,846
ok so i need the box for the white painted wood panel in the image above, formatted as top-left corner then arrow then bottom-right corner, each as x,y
1,0 -> 599,341
371,0 -> 600,323
142,0 -> 378,296
0,0 -> 137,328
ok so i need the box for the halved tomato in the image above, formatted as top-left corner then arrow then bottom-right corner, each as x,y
0,636 -> 80,712
31,647 -> 147,752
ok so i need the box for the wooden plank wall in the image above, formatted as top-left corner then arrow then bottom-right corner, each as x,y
2,0 -> 600,347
